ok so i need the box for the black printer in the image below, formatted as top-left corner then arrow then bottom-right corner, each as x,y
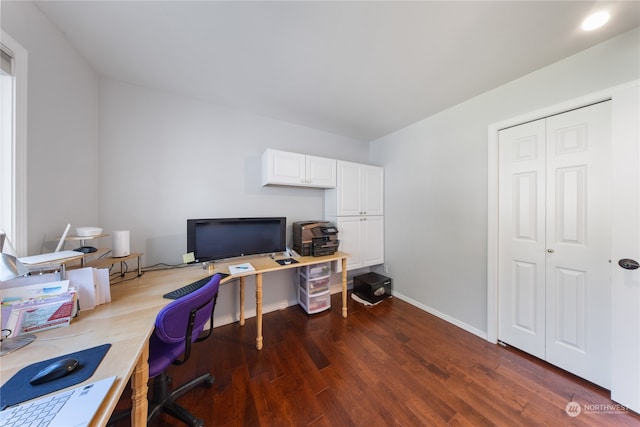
292,221 -> 339,256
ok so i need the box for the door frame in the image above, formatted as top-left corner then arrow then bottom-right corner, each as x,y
487,80 -> 639,404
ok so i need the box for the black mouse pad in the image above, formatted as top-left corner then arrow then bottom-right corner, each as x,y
276,258 -> 299,266
0,343 -> 111,408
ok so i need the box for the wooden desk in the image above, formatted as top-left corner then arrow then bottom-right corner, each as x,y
0,251 -> 349,426
209,251 -> 350,350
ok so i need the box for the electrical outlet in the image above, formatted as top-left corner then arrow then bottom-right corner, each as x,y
384,265 -> 389,274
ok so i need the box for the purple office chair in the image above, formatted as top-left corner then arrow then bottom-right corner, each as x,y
110,274 -> 221,427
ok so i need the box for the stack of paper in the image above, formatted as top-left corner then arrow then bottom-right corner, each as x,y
0,280 -> 77,336
66,267 -> 111,310
0,266 -> 112,336
228,263 -> 255,275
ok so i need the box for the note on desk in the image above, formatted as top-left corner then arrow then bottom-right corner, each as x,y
228,263 -> 255,275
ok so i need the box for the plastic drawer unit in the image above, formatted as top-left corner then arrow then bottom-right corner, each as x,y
298,262 -> 331,314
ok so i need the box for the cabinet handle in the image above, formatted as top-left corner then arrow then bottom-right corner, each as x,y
547,249 -> 555,253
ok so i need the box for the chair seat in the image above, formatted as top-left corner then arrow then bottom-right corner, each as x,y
149,333 -> 191,378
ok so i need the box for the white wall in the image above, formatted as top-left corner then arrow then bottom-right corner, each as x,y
98,79 -> 369,324
4,0 -> 638,337
370,28 -> 640,336
2,1 -> 369,326
1,1 -> 99,254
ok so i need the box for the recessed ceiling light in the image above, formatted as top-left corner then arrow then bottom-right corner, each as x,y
581,11 -> 610,31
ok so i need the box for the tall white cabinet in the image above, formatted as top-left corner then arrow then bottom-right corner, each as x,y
325,160 -> 384,271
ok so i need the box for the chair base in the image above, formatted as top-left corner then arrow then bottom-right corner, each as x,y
108,371 -> 215,427
149,371 -> 214,426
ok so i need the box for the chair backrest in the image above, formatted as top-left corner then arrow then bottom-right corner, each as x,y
151,274 -> 221,368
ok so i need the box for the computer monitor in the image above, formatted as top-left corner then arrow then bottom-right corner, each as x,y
186,217 -> 286,262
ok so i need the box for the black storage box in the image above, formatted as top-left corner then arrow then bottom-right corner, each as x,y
353,272 -> 392,304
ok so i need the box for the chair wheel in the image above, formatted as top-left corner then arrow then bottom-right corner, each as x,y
205,376 -> 215,387
195,419 -> 205,427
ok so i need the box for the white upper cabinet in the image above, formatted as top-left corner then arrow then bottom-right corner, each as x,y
326,160 -> 384,216
262,149 -> 336,188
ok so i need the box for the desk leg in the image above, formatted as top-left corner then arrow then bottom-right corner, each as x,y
130,342 -> 149,426
256,273 -> 263,350
341,258 -> 348,318
239,276 -> 245,326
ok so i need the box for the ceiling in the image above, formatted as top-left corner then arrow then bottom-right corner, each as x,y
34,1 -> 640,141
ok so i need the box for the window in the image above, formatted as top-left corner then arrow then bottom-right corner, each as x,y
0,31 -> 27,255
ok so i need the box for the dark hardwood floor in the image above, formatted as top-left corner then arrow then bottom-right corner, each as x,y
114,292 -> 640,426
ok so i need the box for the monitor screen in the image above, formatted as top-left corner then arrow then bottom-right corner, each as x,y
187,217 -> 286,262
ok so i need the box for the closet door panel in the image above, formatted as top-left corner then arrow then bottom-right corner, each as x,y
498,119 -> 546,359
499,101 -> 611,389
545,101 -> 611,389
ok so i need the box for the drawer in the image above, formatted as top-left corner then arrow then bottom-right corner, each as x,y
299,274 -> 330,295
298,287 -> 331,314
299,262 -> 331,279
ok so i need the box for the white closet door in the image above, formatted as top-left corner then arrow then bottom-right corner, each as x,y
545,101 -> 611,389
498,101 -> 611,389
498,119 -> 547,359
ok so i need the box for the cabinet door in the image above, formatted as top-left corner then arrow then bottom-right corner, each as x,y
306,155 -> 336,188
336,217 -> 363,270
335,216 -> 384,272
262,149 -> 305,186
362,216 -> 384,266
335,161 -> 384,216
336,161 -> 364,216
363,165 -> 384,215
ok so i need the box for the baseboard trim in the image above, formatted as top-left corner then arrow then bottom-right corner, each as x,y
392,291 -> 488,341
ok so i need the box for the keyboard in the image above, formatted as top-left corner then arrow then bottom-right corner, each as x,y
163,273 -> 229,300
0,376 -> 116,427
18,251 -> 83,265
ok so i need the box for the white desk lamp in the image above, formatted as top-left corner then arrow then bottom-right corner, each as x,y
0,230 -> 36,356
